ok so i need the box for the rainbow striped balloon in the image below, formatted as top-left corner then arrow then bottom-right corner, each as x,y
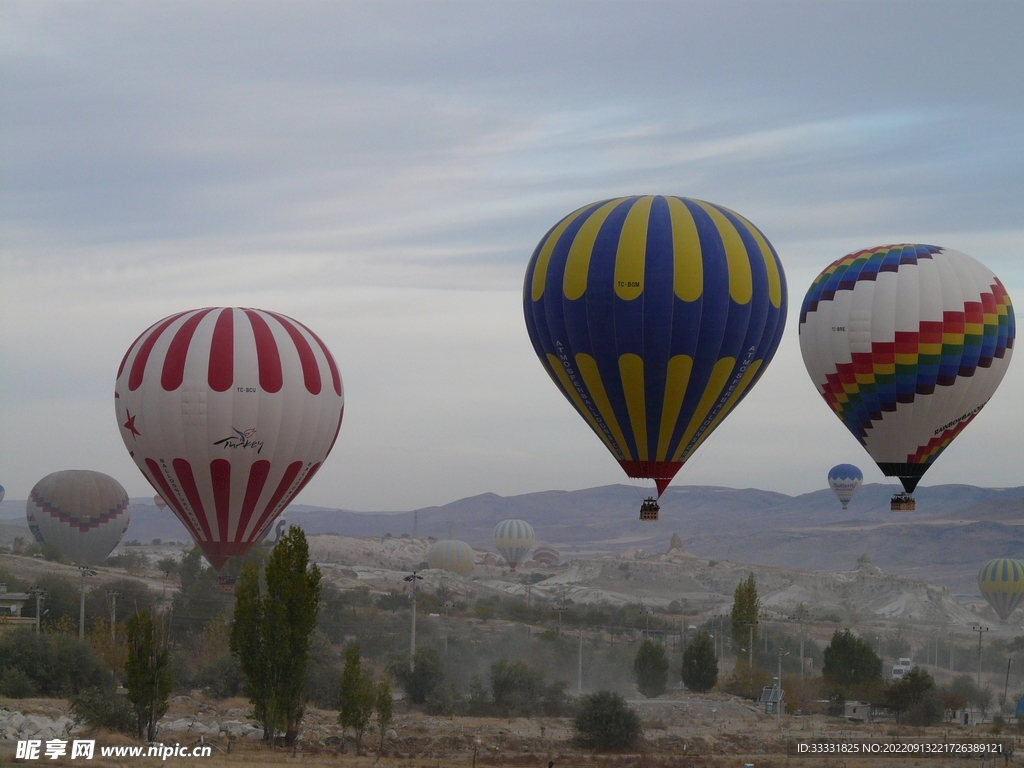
978,558 -> 1024,621
524,196 -> 787,498
801,246 -> 1014,495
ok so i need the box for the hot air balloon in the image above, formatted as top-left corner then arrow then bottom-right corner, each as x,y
0,485 -> 5,505
524,196 -> 787,520
532,546 -> 560,565
26,470 -> 130,564
427,540 -> 475,575
828,464 -> 863,510
978,558 -> 1024,621
800,245 -> 1015,512
153,495 -> 167,510
114,307 -> 344,570
494,519 -> 534,570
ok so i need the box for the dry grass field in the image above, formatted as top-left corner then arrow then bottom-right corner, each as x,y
3,693 -> 1020,768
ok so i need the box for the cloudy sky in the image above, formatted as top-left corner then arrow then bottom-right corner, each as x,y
3,1 -> 1023,512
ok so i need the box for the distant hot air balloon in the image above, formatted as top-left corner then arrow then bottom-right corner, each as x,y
532,546 -> 560,565
261,518 -> 287,544
494,520 -> 534,570
978,558 -> 1024,621
800,246 -> 1014,512
153,495 -> 167,510
524,196 -> 787,520
427,540 -> 475,575
114,307 -> 344,570
0,485 -> 5,505
827,464 -> 863,510
27,470 -> 130,564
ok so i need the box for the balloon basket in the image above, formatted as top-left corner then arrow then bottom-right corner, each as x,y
890,493 -> 916,512
639,497 -> 660,521
216,577 -> 236,595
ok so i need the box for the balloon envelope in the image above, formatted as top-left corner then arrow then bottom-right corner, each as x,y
114,307 -> 344,570
0,485 -> 5,505
827,464 -> 863,509
494,519 -> 534,570
524,196 -> 787,498
978,558 -> 1024,621
800,246 -> 1014,494
427,540 -> 475,575
532,546 -> 560,565
153,495 -> 167,510
27,470 -> 130,564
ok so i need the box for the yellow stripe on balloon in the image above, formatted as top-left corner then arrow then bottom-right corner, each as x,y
672,357 -> 737,462
656,354 -> 693,461
576,353 -> 634,461
618,353 -> 648,462
733,211 -> 782,309
531,205 -> 592,302
692,201 -> 752,306
614,197 -> 652,301
679,360 -> 763,462
563,199 -> 624,301
544,353 -> 617,456
666,197 -> 703,302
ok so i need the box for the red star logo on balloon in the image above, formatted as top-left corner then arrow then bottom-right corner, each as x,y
123,410 -> 141,439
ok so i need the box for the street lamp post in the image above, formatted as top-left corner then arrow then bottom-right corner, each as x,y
777,651 -> 790,728
972,625 -> 989,689
78,568 -> 97,639
404,571 -> 424,671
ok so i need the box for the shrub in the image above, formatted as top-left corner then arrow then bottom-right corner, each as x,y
69,687 -> 136,735
574,690 -> 643,750
490,659 -> 544,717
0,629 -> 110,696
195,654 -> 245,699
390,647 -> 444,704
682,630 -> 718,693
0,667 -> 37,698
634,638 -> 669,698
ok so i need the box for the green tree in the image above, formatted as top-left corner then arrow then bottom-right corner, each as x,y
822,629 -> 883,694
731,573 -> 759,657
230,526 -> 322,745
374,673 -> 393,764
682,630 -> 718,693
390,647 -> 444,704
574,690 -> 643,751
124,611 -> 171,741
338,644 -> 376,754
490,659 -> 545,717
633,638 -> 669,698
887,667 -> 941,725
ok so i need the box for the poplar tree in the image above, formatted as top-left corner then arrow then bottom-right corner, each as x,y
231,526 -> 322,745
731,573 -> 760,658
338,644 -> 375,753
124,611 -> 171,742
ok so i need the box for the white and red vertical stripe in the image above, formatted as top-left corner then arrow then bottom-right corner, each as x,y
114,307 -> 344,569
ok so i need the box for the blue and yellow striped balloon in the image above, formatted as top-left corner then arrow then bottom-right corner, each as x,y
427,540 -> 475,575
978,558 -> 1024,621
523,196 -> 787,497
493,519 -> 534,570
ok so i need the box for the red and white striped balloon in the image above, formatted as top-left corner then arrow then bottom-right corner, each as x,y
114,307 -> 344,569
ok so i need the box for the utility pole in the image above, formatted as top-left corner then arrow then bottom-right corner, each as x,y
78,568 -> 97,639
777,651 -> 790,728
972,625 -> 989,689
31,589 -> 45,634
577,627 -> 583,695
404,571 -> 423,670
1004,658 -> 1012,706
106,589 -> 120,643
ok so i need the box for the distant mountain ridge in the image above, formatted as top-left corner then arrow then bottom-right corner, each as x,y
3,482 -> 1021,593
